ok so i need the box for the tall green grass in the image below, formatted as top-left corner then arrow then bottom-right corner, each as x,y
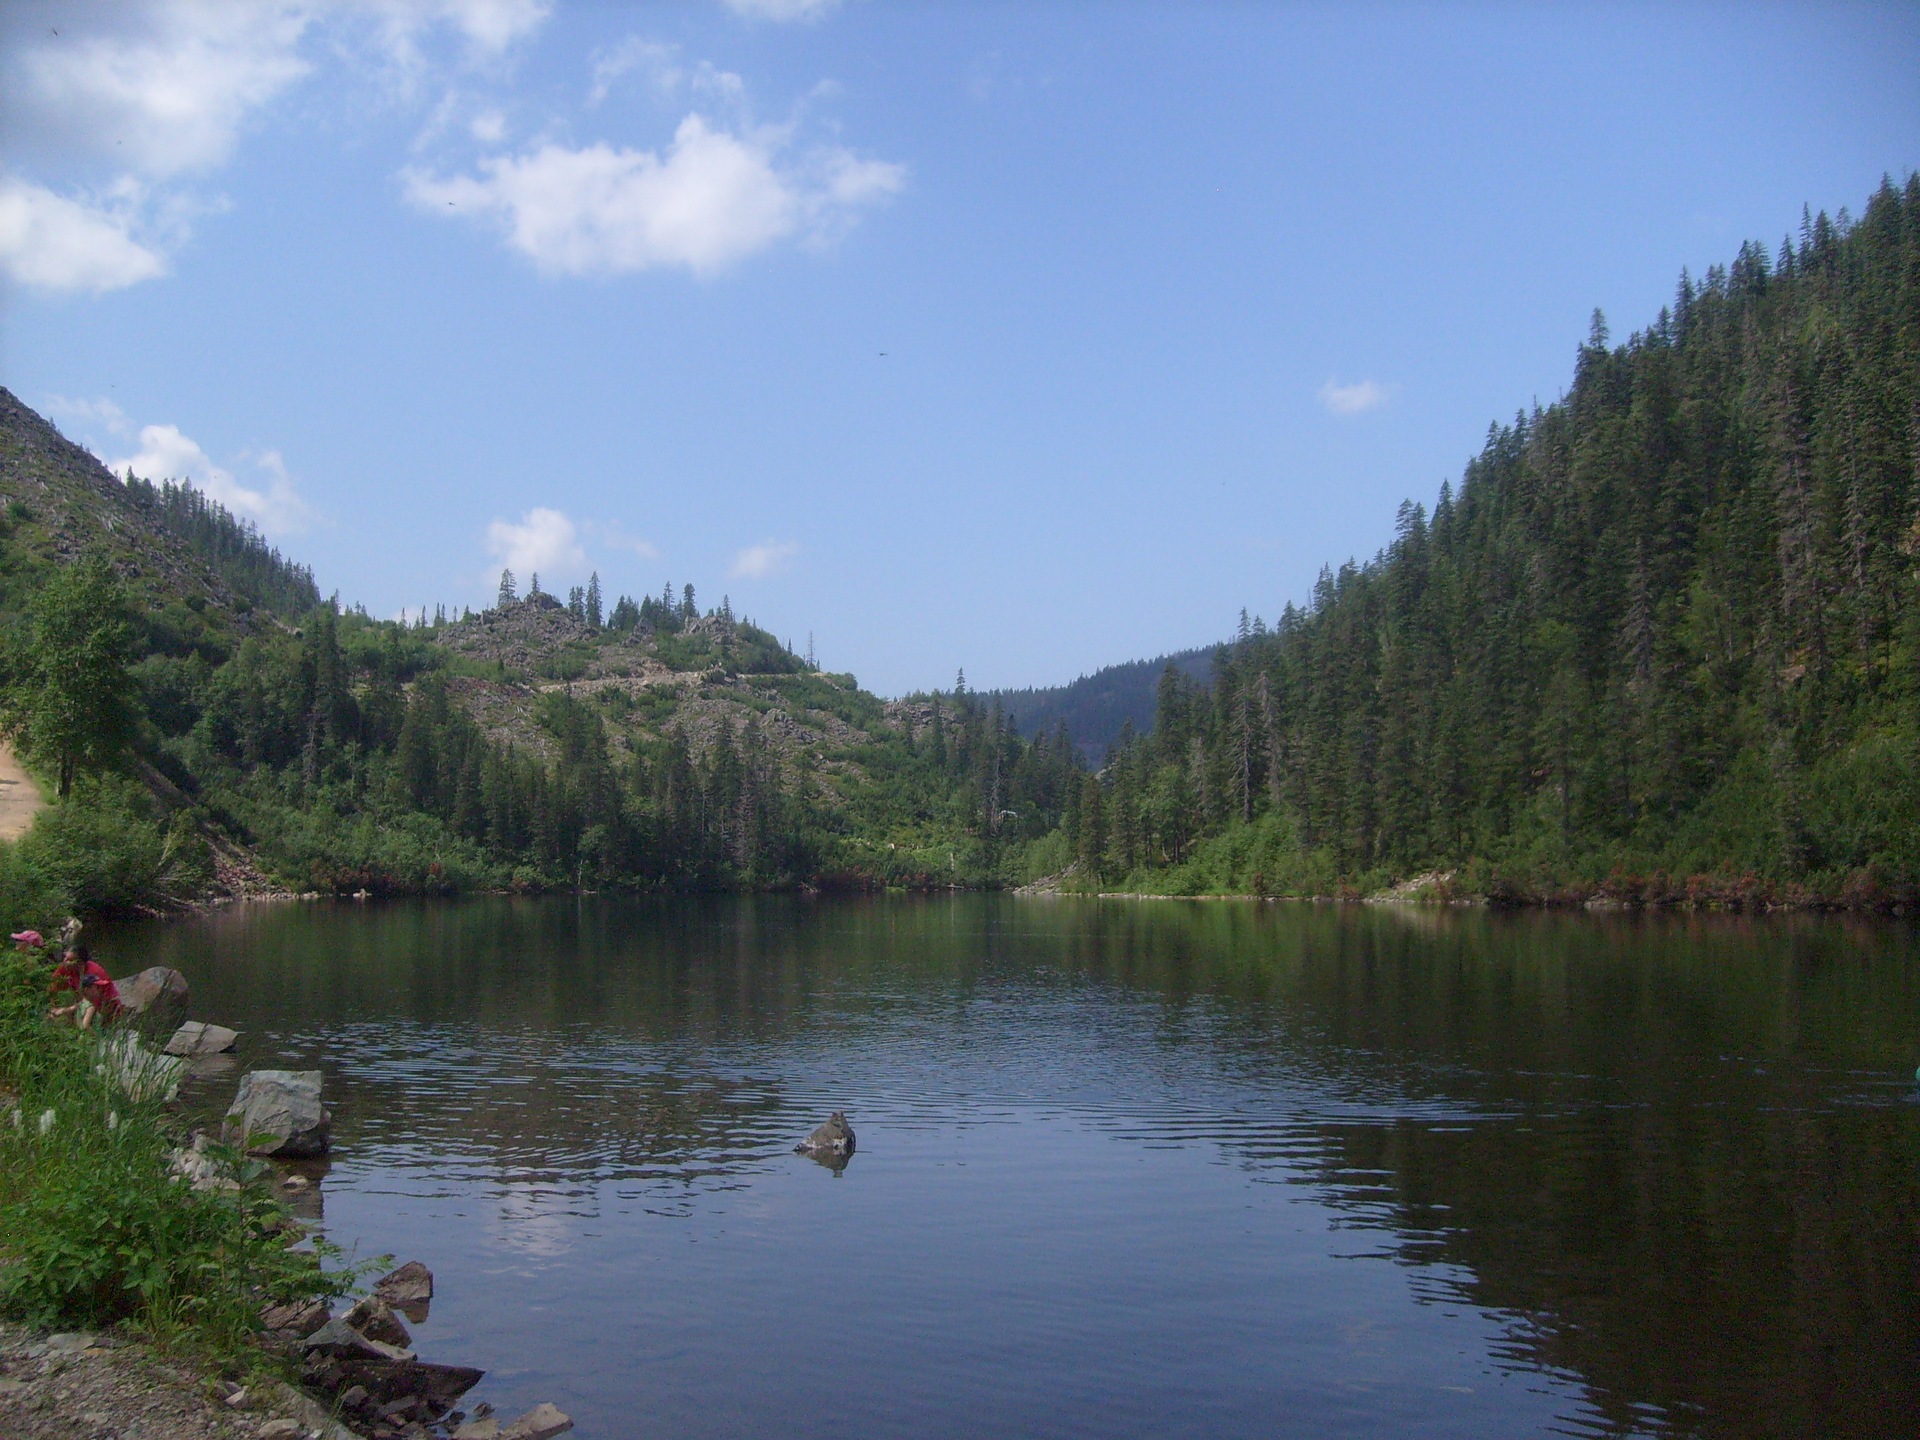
0,950 -> 350,1360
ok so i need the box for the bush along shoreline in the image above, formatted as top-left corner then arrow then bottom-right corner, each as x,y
0,943 -> 574,1440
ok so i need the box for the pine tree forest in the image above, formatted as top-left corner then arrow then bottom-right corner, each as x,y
1068,176 -> 1920,905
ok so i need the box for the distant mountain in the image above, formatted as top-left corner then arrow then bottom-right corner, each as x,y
987,646 -> 1215,762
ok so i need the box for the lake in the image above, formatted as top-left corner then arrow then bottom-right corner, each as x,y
108,896 -> 1920,1439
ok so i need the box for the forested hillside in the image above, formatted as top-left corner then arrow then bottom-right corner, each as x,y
986,647 -> 1211,763
0,394 -> 1074,916
1066,176 -> 1920,904
3,177 -> 1914,917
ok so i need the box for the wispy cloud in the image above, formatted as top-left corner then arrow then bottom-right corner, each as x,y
487,506 -> 587,578
407,116 -> 904,277
1316,377 -> 1391,417
45,395 -> 135,436
721,0 -> 840,23
1,0 -> 551,295
104,421 -> 316,535
728,538 -> 799,579
582,518 -> 660,560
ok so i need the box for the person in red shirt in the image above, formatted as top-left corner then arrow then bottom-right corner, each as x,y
49,944 -> 121,1027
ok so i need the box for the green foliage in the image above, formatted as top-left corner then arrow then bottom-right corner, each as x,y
0,552 -> 138,796
0,840 -> 66,936
121,475 -> 319,620
14,774 -> 211,917
0,953 -> 351,1354
1092,177 -> 1920,906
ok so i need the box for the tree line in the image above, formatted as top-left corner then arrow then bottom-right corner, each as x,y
1067,176 -> 1920,902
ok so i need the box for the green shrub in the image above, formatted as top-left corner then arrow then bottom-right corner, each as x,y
14,774 -> 210,916
0,952 -> 352,1357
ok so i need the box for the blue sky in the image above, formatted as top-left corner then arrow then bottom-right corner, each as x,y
2,1 -> 1915,697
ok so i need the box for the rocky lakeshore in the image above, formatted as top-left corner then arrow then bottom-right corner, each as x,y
2,953 -> 574,1440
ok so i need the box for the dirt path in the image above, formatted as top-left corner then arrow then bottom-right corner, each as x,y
0,743 -> 45,841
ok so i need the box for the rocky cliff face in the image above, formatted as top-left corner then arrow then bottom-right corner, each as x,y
0,387 -> 256,628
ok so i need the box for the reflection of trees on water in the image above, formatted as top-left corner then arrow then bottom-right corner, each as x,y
1061,903 -> 1920,1440
122,897 -> 1920,1439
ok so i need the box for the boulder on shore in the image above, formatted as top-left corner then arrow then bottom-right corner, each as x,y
344,1294 -> 412,1348
794,1111 -> 855,1158
163,1020 -> 238,1056
303,1318 -> 413,1364
222,1069 -> 331,1157
116,966 -> 189,1034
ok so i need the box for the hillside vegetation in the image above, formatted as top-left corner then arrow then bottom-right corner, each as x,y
2,178 -> 1915,916
0,395 -> 1072,916
1065,176 -> 1920,906
985,647 -> 1211,763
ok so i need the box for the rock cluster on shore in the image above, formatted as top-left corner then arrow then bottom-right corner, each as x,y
279,1261 -> 571,1439
65,968 -> 579,1440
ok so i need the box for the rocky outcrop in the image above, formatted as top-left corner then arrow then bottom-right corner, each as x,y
168,1132 -> 240,1193
222,1070 -> 331,1157
164,1021 -> 238,1056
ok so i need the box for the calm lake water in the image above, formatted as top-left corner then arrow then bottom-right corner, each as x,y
106,897 -> 1920,1440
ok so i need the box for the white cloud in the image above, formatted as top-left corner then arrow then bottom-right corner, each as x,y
1317,377 -> 1390,417
728,538 -> 798,580
722,0 -> 840,22
588,37 -> 678,106
469,109 -> 507,143
5,2 -> 313,181
487,506 -> 587,579
0,178 -> 167,292
407,116 -> 904,277
0,0 -> 551,293
106,422 -> 316,534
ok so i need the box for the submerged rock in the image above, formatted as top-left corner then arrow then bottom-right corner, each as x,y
163,1021 -> 238,1057
795,1111 -> 855,1158
223,1070 -> 331,1157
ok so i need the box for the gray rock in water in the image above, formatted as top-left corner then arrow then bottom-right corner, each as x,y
795,1111 -> 855,1157
163,1020 -> 238,1056
373,1260 -> 434,1312
117,966 -> 189,1035
223,1070 -> 332,1157
500,1403 -> 574,1440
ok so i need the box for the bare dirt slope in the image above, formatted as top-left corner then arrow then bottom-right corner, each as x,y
0,744 -> 44,841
